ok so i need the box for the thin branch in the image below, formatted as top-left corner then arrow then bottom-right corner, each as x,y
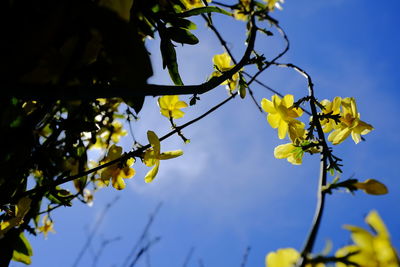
202,13 -> 289,113
240,246 -> 251,267
17,94 -> 236,201
122,202 -> 162,267
72,196 -> 120,267
129,237 -> 161,267
182,247 -> 195,267
202,14 -> 262,112
272,63 -> 330,267
247,16 -> 290,88
92,236 -> 122,267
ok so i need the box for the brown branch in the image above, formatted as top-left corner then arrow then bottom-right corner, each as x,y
271,62 -> 330,267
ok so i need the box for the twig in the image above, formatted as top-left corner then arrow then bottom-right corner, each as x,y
240,246 -> 251,267
17,94 -> 236,201
202,13 -> 283,113
273,62 -> 330,267
92,236 -> 122,267
72,196 -> 120,267
182,247 -> 195,267
122,202 -> 162,267
129,237 -> 161,267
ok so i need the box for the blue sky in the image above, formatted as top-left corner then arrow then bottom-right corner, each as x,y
16,1 -> 400,266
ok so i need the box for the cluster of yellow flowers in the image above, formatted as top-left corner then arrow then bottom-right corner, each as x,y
97,95 -> 187,189
99,144 -> 136,190
266,211 -> 399,267
0,197 -> 31,238
322,97 -> 373,145
261,94 -> 373,165
180,0 -> 211,9
0,197 -> 56,241
211,52 -> 240,92
261,94 -> 307,165
1,94 -> 190,243
234,0 -> 285,21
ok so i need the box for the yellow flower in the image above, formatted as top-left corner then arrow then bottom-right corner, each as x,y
143,131 -> 183,183
110,121 -> 128,143
266,248 -> 324,267
212,52 -> 240,91
320,97 -> 341,133
0,197 -> 31,237
37,215 -> 56,239
63,158 -> 79,176
83,189 -> 94,206
328,97 -> 373,145
354,179 -> 388,195
181,0 -> 211,9
336,210 -> 399,267
274,143 -> 303,165
234,0 -> 251,21
91,121 -> 127,149
100,145 -> 135,190
158,95 -> 188,119
261,95 -> 304,140
264,0 -> 284,11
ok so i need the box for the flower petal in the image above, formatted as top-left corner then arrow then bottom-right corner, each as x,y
351,131 -> 362,144
267,113 -> 281,128
175,101 -> 188,109
144,161 -> 160,183
121,166 -> 135,179
282,94 -> 294,108
274,143 -> 294,159
160,109 -> 171,118
328,127 -> 351,145
213,53 -> 232,69
170,110 -> 185,119
147,131 -> 160,154
278,120 -> 288,139
261,98 -> 275,113
143,149 -> 158,167
160,150 -> 184,160
366,210 -> 390,239
266,248 -> 299,267
112,176 -> 126,190
344,225 -> 374,250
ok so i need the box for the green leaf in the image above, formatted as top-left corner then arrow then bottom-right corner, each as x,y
239,74 -> 247,99
166,27 -> 199,45
177,6 -> 232,18
239,84 -> 246,99
160,38 -> 184,85
124,97 -> 145,114
167,17 -> 197,30
46,187 -> 73,206
258,28 -> 274,36
12,232 -> 33,265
